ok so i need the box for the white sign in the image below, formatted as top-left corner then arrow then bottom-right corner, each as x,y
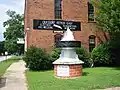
57,65 -> 69,76
17,38 -> 24,44
5,52 -> 8,55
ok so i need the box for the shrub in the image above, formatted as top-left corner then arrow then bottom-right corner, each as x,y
108,39 -> 120,66
50,48 -> 61,62
23,46 -> 52,71
91,41 -> 112,67
50,47 -> 91,68
76,47 -> 91,67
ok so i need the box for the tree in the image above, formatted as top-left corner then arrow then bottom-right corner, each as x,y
3,10 -> 24,54
91,0 -> 120,66
92,0 -> 120,35
0,41 -> 5,55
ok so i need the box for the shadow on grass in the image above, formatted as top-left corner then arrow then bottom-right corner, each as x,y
82,72 -> 89,76
0,77 -> 6,88
113,67 -> 120,70
27,69 -> 53,72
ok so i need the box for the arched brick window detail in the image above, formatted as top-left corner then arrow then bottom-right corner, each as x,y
89,35 -> 96,52
54,34 -> 63,43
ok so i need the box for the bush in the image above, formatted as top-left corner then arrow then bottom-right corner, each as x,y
108,39 -> 120,66
23,46 -> 52,71
50,48 -> 61,62
76,47 -> 91,67
91,41 -> 112,67
50,47 -> 91,68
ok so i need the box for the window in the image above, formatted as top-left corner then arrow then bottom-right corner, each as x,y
88,2 -> 94,21
54,34 -> 63,43
89,35 -> 96,52
54,0 -> 62,19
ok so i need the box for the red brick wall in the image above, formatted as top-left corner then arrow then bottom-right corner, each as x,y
24,0 -> 108,51
24,0 -> 55,51
54,64 -> 82,78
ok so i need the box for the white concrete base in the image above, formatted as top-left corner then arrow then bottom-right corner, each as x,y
53,48 -> 84,65
53,57 -> 84,64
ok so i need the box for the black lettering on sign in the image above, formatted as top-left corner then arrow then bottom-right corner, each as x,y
33,20 -> 81,31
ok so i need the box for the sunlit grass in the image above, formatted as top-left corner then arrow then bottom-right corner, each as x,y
26,67 -> 120,90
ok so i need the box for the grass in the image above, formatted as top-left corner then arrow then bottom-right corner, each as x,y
26,67 -> 120,90
0,56 -> 21,77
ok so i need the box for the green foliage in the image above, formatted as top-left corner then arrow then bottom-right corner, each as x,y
91,40 -> 120,67
0,41 -> 5,55
91,0 -> 120,66
91,41 -> 112,67
4,40 -> 17,54
76,47 -> 91,67
108,38 -> 120,66
50,48 -> 61,62
92,0 -> 120,33
3,10 -> 24,54
23,46 -> 52,71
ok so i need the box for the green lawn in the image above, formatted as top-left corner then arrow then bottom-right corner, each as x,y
0,56 -> 21,77
26,67 -> 120,90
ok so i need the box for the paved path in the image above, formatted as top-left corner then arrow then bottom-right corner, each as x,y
105,87 -> 120,90
0,60 -> 28,90
97,87 -> 120,90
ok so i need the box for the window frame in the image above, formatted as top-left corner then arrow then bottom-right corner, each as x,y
88,2 -> 95,22
54,0 -> 62,19
54,34 -> 63,43
89,35 -> 96,52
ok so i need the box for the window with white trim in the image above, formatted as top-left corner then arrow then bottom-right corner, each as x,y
89,35 -> 96,52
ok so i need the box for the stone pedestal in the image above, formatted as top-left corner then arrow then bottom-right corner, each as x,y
54,64 -> 82,78
53,48 -> 84,79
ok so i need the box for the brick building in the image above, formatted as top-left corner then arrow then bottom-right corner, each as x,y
24,0 -> 108,52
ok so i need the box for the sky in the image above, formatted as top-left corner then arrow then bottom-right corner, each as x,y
0,0 -> 24,41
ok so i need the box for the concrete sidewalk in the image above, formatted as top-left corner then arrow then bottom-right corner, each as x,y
97,87 -> 120,90
105,87 -> 120,90
0,60 -> 28,90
